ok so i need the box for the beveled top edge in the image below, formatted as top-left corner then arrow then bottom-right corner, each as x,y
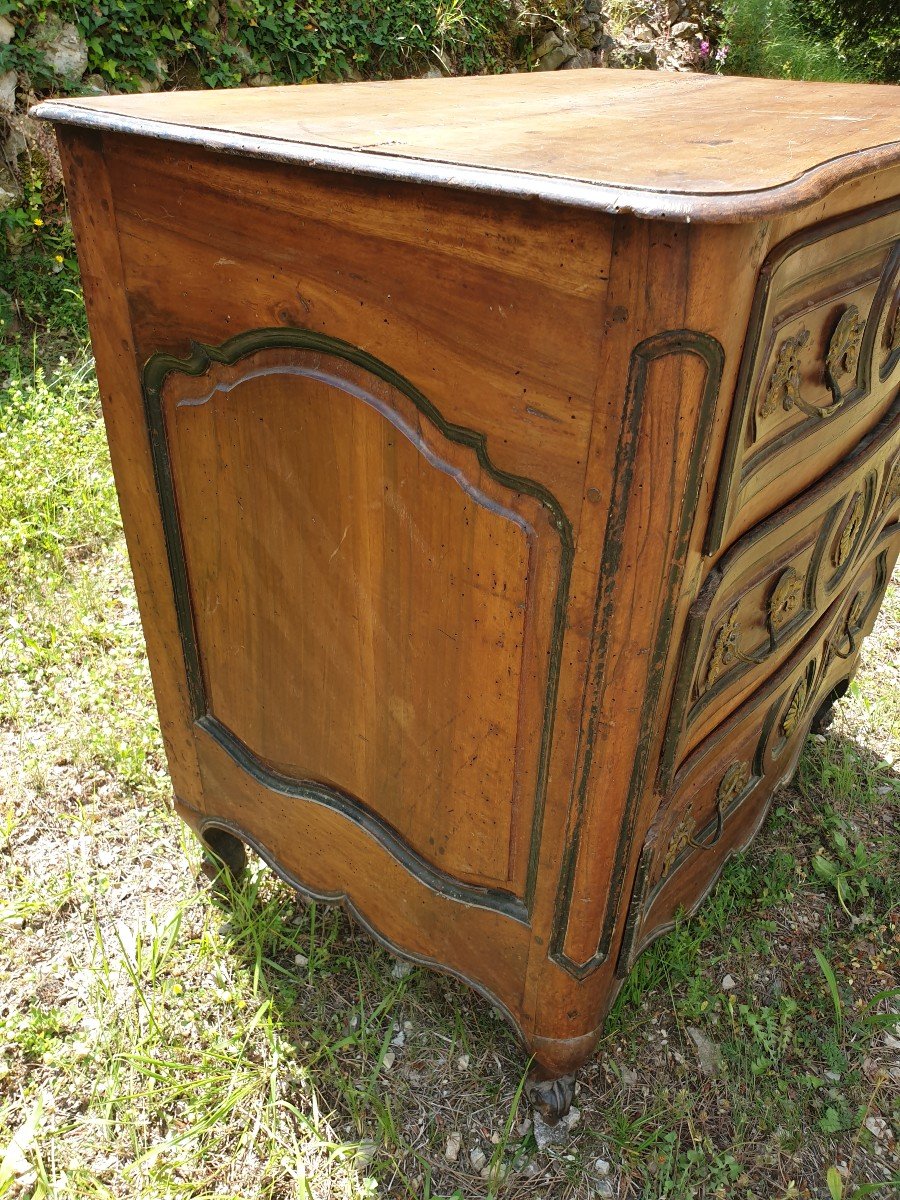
32,71 -> 900,224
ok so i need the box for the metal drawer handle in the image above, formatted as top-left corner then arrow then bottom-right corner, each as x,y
688,800 -> 724,851
761,305 -> 864,421
829,591 -> 865,660
689,760 -> 750,851
830,626 -> 858,661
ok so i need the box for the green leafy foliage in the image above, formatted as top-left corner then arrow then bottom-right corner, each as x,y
720,0 -> 866,81
794,0 -> 899,83
0,203 -> 86,348
1,0 -> 530,93
737,994 -> 800,1076
811,827 -> 885,922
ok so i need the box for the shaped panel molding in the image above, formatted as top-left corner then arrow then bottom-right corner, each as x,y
548,328 -> 726,978
143,328 -> 574,917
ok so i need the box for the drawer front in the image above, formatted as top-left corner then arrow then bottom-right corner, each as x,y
619,532 -> 899,974
661,398 -> 900,786
708,201 -> 900,552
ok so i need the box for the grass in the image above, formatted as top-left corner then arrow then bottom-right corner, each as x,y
1,319 -> 898,1196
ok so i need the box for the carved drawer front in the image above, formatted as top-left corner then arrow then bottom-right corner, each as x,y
709,202 -> 900,552
661,398 -> 900,787
620,543 -> 897,974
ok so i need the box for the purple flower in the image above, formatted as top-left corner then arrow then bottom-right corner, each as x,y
715,45 -> 729,63
699,39 -> 710,58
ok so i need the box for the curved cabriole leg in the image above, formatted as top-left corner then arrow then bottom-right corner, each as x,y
200,825 -> 248,885
523,1027 -> 600,1124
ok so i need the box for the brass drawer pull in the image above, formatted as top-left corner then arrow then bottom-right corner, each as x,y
829,591 -> 865,660
762,305 -> 864,422
829,628 -> 857,661
689,760 -> 750,852
688,801 -> 724,851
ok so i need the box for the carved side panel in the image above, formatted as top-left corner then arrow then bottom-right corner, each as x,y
550,329 -> 725,979
144,329 -> 573,913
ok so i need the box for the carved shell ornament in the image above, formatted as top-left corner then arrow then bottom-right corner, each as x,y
781,675 -> 810,739
761,304 -> 864,421
768,566 -> 803,634
832,493 -> 864,569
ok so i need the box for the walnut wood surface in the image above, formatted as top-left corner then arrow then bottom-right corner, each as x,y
34,71 -> 900,222
159,339 -> 566,896
47,75 -> 900,1083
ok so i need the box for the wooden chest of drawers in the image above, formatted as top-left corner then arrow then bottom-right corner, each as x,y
36,70 -> 900,1117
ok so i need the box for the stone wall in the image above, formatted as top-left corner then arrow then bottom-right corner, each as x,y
524,1 -> 717,73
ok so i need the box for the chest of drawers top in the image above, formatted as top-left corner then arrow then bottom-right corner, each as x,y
35,69 -> 900,223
